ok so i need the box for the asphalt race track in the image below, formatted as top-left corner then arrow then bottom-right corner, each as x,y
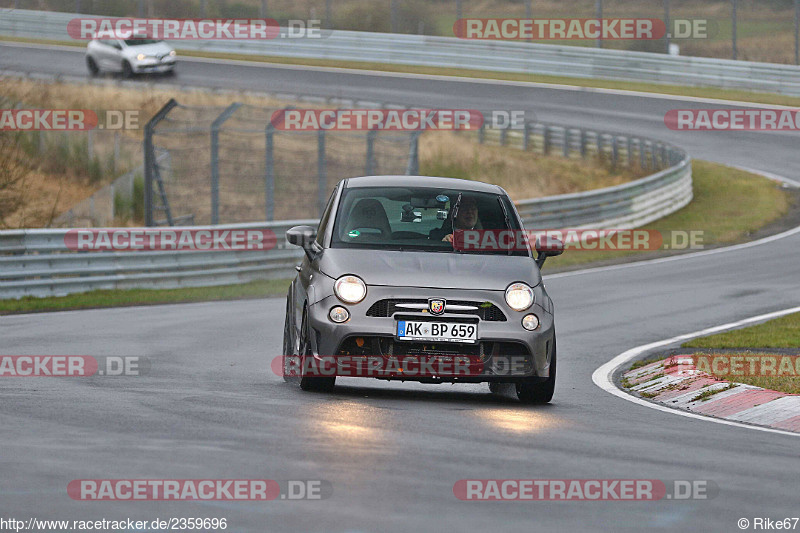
2,43 -> 800,532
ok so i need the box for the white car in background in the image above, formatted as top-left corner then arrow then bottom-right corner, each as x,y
86,37 -> 176,77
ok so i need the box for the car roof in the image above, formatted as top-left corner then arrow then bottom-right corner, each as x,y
343,175 -> 505,194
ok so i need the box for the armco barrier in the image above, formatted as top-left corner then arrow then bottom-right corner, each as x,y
1,8 -> 800,96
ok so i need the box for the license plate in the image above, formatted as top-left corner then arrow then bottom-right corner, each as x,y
396,320 -> 477,343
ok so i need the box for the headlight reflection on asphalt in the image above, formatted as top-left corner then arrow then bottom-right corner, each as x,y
474,408 -> 561,433
307,401 -> 387,446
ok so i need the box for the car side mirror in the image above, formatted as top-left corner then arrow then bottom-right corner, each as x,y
535,236 -> 563,268
112,42 -> 122,50
286,225 -> 319,261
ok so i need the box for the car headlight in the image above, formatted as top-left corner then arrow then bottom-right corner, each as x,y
334,275 -> 366,304
505,282 -> 534,311
522,314 -> 540,331
136,53 -> 146,61
329,306 -> 350,323
169,50 -> 176,57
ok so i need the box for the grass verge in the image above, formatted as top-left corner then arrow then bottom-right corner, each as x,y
0,279 -> 291,316
678,312 -> 800,394
543,161 -> 791,272
4,36 -> 800,108
683,312 -> 800,349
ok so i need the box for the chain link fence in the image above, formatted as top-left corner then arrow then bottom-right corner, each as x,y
144,99 -> 416,226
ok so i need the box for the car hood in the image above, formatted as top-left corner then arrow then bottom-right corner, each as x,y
318,249 -> 540,290
126,42 -> 173,56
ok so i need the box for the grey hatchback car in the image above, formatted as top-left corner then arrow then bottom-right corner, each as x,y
282,175 -> 563,403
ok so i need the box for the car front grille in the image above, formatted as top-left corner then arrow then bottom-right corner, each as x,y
365,299 -> 507,321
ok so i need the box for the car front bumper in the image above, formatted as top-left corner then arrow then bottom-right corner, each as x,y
132,59 -> 175,73
305,285 -> 554,382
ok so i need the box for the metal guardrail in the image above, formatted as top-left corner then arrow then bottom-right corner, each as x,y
0,221 -> 312,299
2,8 -> 800,96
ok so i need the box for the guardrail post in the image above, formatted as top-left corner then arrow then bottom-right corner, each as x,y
265,124 -> 275,221
365,128 -> 377,175
144,98 -> 178,227
543,126 -> 551,155
318,129 -> 327,216
210,102 -> 242,225
478,123 -> 485,144
562,129 -> 570,158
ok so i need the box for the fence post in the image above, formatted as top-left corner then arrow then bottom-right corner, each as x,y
611,136 -> 619,169
144,98 -> 177,227
596,132 -> 603,161
562,128 -> 570,158
113,132 -> 120,174
522,122 -> 529,150
732,0 -> 738,60
264,124 -> 275,221
639,139 -> 646,169
317,129 -> 327,217
365,128 -> 377,174
210,102 -> 242,225
626,137 -> 633,167
478,123 -> 485,144
87,129 -> 94,161
500,127 -> 507,146
406,131 -> 420,175
580,129 -> 587,157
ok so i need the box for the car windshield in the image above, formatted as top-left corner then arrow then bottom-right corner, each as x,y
124,39 -> 160,46
330,186 -> 529,256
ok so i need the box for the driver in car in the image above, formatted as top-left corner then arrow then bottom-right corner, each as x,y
429,195 -> 480,242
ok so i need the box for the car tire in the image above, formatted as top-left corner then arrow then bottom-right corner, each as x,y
281,293 -> 299,383
298,308 -> 336,393
86,56 -> 99,76
121,60 -> 133,78
516,339 -> 556,404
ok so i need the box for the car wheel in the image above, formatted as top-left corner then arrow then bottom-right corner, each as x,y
298,308 -> 336,393
516,339 -> 556,404
121,60 -> 133,78
281,294 -> 299,383
86,56 -> 99,76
